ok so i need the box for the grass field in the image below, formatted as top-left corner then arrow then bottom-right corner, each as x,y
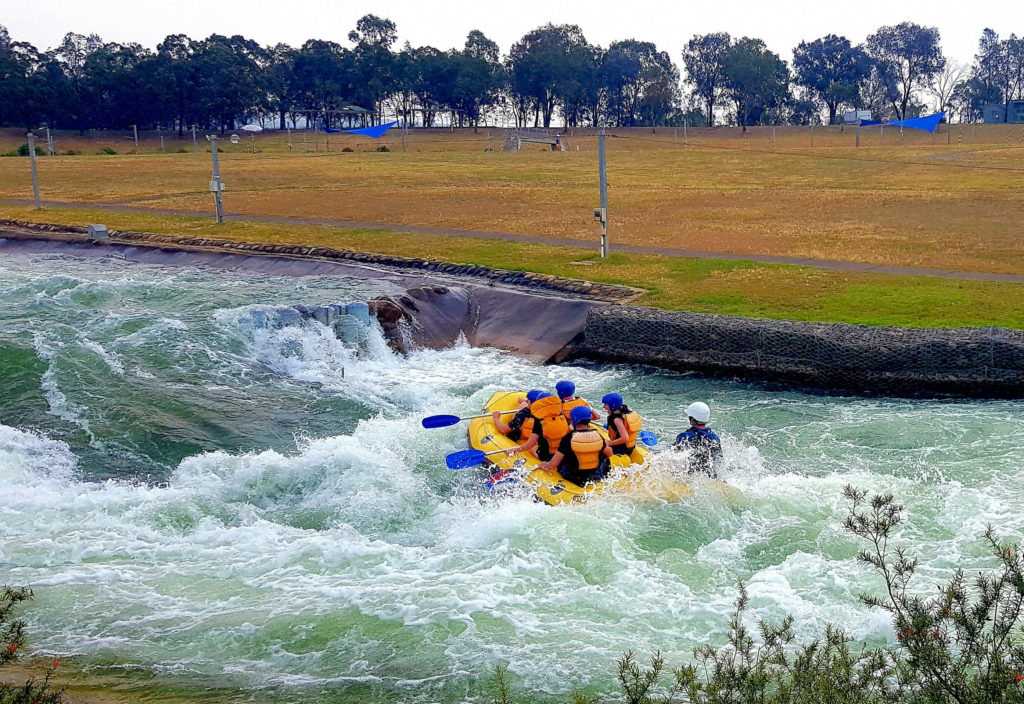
2,125 -> 1023,328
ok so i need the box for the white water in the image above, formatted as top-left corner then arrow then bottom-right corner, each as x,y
1,249 -> 1022,702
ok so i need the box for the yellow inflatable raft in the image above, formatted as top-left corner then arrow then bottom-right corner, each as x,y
468,390 -> 693,505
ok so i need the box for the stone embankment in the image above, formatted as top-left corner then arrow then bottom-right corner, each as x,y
576,306 -> 1024,398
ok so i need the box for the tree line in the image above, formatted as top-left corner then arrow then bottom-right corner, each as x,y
1,16 -> 1022,133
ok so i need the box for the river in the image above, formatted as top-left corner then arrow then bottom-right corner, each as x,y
1,247 -> 1022,703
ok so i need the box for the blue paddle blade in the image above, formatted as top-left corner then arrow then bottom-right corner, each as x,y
422,414 -> 461,429
445,449 -> 487,470
639,431 -> 658,446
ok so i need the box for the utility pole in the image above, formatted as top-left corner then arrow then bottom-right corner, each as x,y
595,128 -> 609,258
192,125 -> 198,153
27,132 -> 41,208
45,127 -> 54,156
208,135 -> 224,223
132,124 -> 139,154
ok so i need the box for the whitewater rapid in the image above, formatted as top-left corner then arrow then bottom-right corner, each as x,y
1,248 -> 1022,702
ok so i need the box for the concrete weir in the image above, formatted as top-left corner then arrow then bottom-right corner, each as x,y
2,220 -> 1023,398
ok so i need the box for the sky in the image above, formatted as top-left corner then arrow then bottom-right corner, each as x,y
2,0 -> 1018,69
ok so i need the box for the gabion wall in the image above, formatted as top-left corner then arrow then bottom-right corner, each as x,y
577,306 -> 1024,398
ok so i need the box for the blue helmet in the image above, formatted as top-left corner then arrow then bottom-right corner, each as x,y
569,405 -> 592,426
602,392 -> 623,411
555,380 -> 575,399
525,389 -> 546,403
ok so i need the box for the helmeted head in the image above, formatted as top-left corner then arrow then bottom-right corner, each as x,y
569,405 -> 592,427
685,401 -> 711,425
601,392 -> 623,411
555,380 -> 575,399
526,389 -> 546,403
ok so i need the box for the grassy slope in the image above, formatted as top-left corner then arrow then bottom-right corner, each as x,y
2,204 -> 1021,329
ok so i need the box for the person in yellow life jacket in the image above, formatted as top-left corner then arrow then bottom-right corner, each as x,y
506,392 -> 570,462
492,389 -> 545,442
602,392 -> 642,456
555,380 -> 601,423
540,405 -> 612,486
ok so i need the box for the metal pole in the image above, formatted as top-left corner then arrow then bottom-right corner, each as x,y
683,119 -> 688,149
210,135 -> 224,224
160,136 -> 165,153
287,126 -> 292,151
192,125 -> 198,153
133,124 -> 139,155
598,128 -> 608,258
45,127 -> 54,156
856,124 -> 861,147
811,124 -> 814,147
27,132 -> 41,208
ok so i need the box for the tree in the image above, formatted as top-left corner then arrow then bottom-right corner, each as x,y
929,60 -> 969,118
602,40 -> 681,127
793,34 -> 871,124
348,15 -> 398,122
452,31 -> 502,127
866,22 -> 945,120
681,32 -> 731,126
266,43 -> 297,129
1,586 -> 63,704
507,23 -> 595,128
722,37 -> 790,129
972,29 -> 1024,122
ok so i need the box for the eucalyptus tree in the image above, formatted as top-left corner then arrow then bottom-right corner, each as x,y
721,37 -> 790,129
972,28 -> 1024,121
452,30 -> 503,127
865,22 -> 945,119
603,39 -> 680,126
348,14 -> 398,122
291,39 -> 352,128
507,23 -> 596,128
792,34 -> 871,124
156,33 -> 198,134
681,32 -> 731,126
266,43 -> 298,129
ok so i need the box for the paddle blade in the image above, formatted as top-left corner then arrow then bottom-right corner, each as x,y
639,431 -> 658,447
445,449 -> 487,470
422,414 -> 461,429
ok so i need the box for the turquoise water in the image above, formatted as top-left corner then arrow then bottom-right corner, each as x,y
1,249 -> 1022,702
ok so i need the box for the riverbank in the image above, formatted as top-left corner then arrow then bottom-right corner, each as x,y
4,219 -> 1023,397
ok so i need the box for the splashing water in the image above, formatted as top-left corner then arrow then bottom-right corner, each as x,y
1,249 -> 1022,703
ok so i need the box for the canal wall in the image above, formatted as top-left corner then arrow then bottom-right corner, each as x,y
3,219 -> 1023,397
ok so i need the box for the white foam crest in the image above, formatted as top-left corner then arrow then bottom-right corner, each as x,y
0,424 -> 79,490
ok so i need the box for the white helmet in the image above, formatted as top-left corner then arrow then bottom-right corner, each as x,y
685,401 -> 711,424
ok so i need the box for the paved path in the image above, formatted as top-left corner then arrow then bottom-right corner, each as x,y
4,197 -> 1023,284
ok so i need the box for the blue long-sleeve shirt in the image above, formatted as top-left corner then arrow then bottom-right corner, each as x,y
673,426 -> 723,477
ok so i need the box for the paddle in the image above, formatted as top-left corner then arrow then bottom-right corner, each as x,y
422,410 -> 517,429
445,448 -> 508,470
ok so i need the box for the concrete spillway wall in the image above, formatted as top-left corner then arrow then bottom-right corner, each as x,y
575,306 -> 1024,398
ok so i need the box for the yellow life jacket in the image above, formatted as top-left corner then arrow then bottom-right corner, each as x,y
560,397 -> 590,422
609,407 -> 642,449
569,429 -> 605,470
529,396 -> 570,459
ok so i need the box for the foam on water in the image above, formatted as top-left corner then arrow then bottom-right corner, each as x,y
2,249 -> 1024,702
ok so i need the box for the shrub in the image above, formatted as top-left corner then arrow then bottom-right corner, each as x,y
341,146 -> 354,153
99,147 -> 116,155
484,487 -> 1024,704
176,147 -> 189,153
62,150 -> 79,156
375,144 -> 389,152
17,143 -> 44,156
0,586 -> 64,704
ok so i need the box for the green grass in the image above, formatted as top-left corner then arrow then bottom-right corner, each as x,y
3,204 -> 1023,329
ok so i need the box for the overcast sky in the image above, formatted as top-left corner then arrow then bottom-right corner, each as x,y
3,0 -> 1018,68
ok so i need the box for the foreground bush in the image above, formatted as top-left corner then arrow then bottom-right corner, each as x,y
491,486 -> 1024,703
0,587 -> 63,704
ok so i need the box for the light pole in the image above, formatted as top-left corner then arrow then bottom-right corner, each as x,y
594,129 -> 609,257
26,132 -> 41,208
208,135 -> 224,223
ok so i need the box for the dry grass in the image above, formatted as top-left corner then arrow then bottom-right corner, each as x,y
2,125 -> 1023,328
2,126 -> 1023,273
